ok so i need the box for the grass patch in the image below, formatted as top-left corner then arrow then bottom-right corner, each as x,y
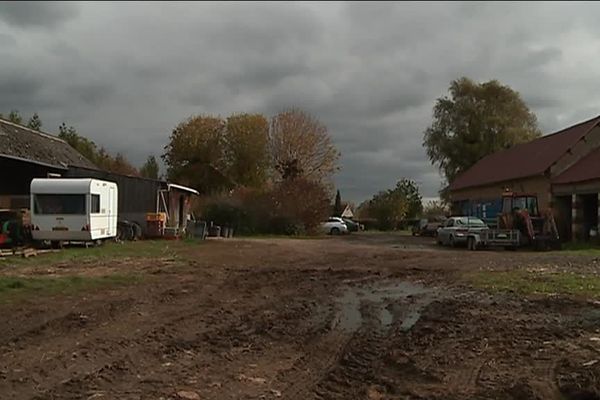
0,274 -> 139,303
0,240 -> 199,266
559,241 -> 600,256
466,269 -> 600,298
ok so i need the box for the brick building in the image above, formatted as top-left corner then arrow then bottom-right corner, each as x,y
449,115 -> 600,241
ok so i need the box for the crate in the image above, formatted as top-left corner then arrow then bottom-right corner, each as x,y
146,212 -> 167,222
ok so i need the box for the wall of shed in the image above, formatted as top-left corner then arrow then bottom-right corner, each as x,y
450,176 -> 552,211
0,156 -> 64,208
66,167 -> 165,233
550,125 -> 600,176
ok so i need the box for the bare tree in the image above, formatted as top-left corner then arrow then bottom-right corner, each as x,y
270,109 -> 339,183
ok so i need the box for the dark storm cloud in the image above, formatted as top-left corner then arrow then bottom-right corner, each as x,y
2,2 -> 600,202
0,2 -> 78,28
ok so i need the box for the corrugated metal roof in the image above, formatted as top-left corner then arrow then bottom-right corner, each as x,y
553,146 -> 600,184
0,118 -> 98,170
449,115 -> 600,191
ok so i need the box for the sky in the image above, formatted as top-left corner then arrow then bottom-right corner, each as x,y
1,2 -> 600,203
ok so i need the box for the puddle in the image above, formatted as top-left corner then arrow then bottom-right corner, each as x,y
400,311 -> 422,331
338,290 -> 362,332
334,281 -> 434,334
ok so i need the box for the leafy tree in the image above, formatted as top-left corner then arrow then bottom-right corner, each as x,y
423,200 -> 448,218
225,113 -> 269,188
58,123 -> 99,163
395,179 -> 422,219
27,113 -> 42,131
163,115 -> 229,194
140,155 -> 160,179
334,190 -> 342,216
109,153 -> 139,176
7,110 -> 22,124
423,77 -> 541,185
361,179 -> 423,230
58,122 -> 139,175
270,109 -> 339,183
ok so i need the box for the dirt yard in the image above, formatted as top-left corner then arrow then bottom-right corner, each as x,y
1,234 -> 600,400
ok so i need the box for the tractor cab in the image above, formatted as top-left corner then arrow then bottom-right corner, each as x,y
501,192 -> 539,216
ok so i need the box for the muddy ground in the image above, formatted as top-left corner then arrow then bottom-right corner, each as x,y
1,234 -> 600,399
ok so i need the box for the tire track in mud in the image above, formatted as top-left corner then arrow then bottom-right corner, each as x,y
280,279 -> 437,400
18,268 -> 336,399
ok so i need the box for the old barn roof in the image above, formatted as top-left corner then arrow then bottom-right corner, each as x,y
553,146 -> 600,185
449,115 -> 600,191
0,118 -> 97,170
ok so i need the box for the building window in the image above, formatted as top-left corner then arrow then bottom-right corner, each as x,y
91,194 -> 100,214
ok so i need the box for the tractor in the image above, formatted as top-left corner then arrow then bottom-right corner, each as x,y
497,191 -> 560,250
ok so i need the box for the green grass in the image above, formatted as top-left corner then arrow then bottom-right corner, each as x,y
466,269 -> 600,298
0,240 -> 199,266
558,241 -> 600,256
0,274 -> 139,303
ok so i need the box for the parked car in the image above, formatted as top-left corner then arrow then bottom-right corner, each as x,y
342,218 -> 360,232
321,217 -> 349,235
412,218 -> 443,237
437,216 -> 488,247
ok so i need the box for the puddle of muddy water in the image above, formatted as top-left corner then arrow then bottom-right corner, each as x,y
335,281 -> 434,334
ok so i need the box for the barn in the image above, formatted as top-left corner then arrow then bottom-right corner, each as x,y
449,115 -> 600,241
0,118 -> 198,237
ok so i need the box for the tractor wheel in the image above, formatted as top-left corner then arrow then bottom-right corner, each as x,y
467,237 -> 476,251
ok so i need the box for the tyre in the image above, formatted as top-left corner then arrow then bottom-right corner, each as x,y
132,222 -> 143,240
330,227 -> 340,235
449,235 -> 455,248
467,237 -> 475,251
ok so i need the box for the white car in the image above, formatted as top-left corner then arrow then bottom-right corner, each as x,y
321,217 -> 349,235
437,216 -> 488,247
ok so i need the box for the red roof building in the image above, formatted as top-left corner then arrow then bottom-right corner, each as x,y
449,115 -> 600,241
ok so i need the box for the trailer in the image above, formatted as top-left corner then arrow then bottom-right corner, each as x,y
465,229 -> 521,251
30,178 -> 118,244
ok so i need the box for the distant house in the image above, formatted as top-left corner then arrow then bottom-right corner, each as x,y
0,118 -> 198,236
341,204 -> 354,219
448,115 -> 600,241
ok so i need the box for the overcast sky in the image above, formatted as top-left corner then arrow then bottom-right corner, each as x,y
1,2 -> 600,203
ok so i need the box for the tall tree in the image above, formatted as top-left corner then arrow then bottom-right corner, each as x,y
58,123 -> 98,163
423,77 -> 541,185
58,122 -> 138,175
7,110 -> 22,124
395,179 -> 422,219
225,113 -> 269,188
423,200 -> 448,218
163,115 -> 229,194
361,178 -> 423,230
27,113 -> 42,131
334,190 -> 343,216
108,153 -> 139,176
140,155 -> 160,179
270,109 -> 339,183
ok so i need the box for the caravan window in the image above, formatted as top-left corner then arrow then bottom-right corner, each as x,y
91,194 -> 100,214
34,194 -> 86,215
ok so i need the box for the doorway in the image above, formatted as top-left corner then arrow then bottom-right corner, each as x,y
178,195 -> 185,230
581,193 -> 599,241
553,195 -> 572,242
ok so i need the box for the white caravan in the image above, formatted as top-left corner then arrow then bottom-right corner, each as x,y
30,178 -> 118,242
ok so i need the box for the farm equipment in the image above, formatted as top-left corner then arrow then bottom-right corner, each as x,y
0,209 -> 30,247
466,192 -> 560,251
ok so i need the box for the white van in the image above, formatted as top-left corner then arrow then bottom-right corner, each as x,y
30,178 -> 118,242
